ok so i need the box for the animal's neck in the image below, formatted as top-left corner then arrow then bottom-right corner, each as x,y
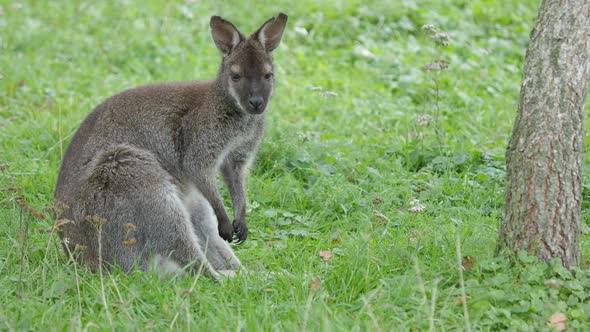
210,79 -> 245,119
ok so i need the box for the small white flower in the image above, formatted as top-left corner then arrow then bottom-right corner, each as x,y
294,26 -> 309,36
409,199 -> 426,213
415,114 -> 433,126
433,32 -> 451,46
318,91 -> 338,98
373,210 -> 391,223
352,45 -> 376,60
421,24 -> 437,33
246,201 -> 260,213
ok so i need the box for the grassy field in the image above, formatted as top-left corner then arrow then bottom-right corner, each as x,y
2,0 -> 590,330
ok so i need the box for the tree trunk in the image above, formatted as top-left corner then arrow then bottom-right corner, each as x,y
498,0 -> 590,267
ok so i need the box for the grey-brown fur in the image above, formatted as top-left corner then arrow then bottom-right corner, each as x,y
54,14 -> 288,279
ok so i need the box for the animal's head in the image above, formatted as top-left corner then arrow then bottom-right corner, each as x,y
211,13 -> 287,115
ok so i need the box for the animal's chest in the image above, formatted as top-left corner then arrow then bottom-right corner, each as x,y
179,114 -> 261,175
213,124 -> 257,167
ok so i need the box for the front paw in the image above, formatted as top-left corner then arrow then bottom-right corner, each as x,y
218,221 -> 234,242
232,220 -> 248,244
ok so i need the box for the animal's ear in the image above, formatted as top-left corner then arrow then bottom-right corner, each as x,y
252,13 -> 288,53
210,16 -> 244,55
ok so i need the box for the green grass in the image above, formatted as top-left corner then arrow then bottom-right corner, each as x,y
2,0 -> 590,330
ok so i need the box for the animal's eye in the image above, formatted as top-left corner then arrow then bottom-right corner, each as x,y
264,72 -> 274,80
231,73 -> 241,81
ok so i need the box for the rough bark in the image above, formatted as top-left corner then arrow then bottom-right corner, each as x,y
498,0 -> 590,267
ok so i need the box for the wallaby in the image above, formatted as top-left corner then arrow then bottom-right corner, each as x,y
54,13 -> 288,280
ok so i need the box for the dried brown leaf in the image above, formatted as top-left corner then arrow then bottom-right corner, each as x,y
29,208 -> 47,219
371,197 -> 384,205
43,204 -> 65,214
123,238 -> 137,249
14,195 -> 48,219
330,233 -> 342,245
310,278 -> 321,291
85,214 -> 107,227
462,256 -> 475,271
38,219 -> 72,233
124,223 -> 137,232
0,186 -> 22,192
548,312 -> 567,331
319,250 -> 333,261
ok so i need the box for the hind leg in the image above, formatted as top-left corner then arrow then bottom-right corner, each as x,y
141,189 -> 221,280
64,145 -> 220,280
183,185 -> 242,272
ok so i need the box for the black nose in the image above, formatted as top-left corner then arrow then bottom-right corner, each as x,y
249,96 -> 263,110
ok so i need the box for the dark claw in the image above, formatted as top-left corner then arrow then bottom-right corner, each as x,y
218,221 -> 234,243
232,220 -> 248,244
232,233 -> 242,245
